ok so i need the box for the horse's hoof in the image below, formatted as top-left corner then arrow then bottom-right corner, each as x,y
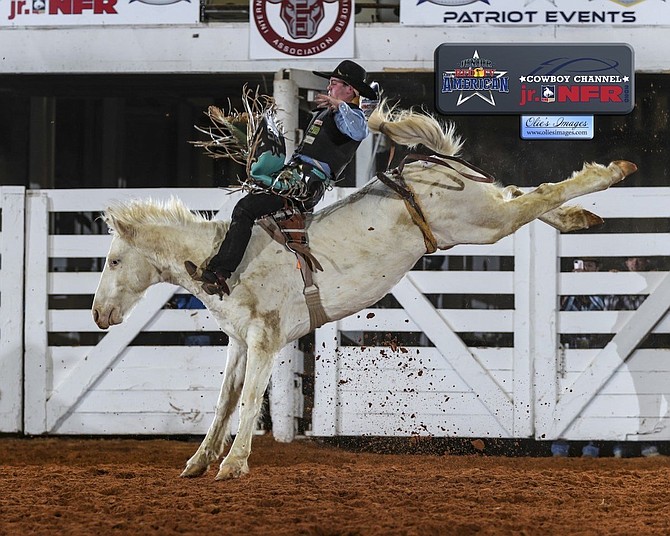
582,210 -> 604,229
180,463 -> 209,478
214,463 -> 248,480
611,160 -> 637,178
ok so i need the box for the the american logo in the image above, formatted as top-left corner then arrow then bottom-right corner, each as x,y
440,50 -> 509,107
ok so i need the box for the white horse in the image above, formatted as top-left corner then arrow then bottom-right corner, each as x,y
92,104 -> 636,480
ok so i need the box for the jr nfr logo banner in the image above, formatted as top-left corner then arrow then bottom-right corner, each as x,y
435,43 -> 634,115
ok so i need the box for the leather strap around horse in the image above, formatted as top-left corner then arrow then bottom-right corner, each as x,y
377,154 -> 495,254
376,169 -> 438,254
257,210 -> 329,331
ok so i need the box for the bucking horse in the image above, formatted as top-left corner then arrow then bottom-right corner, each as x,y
92,100 -> 636,480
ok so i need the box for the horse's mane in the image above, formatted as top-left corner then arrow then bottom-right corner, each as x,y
104,197 -> 209,234
368,100 -> 463,157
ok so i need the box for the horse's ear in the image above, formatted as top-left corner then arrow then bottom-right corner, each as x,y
108,215 -> 136,242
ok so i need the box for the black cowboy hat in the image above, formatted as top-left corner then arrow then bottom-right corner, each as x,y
313,60 -> 378,100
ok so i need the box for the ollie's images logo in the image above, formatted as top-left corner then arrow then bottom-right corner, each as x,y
252,0 -> 352,56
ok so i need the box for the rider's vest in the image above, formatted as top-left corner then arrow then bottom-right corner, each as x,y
296,103 -> 363,180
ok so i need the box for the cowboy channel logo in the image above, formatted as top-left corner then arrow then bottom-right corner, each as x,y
435,43 -> 634,115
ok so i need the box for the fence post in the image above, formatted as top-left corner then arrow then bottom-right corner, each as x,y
531,221 -> 560,439
270,342 -> 304,442
0,187 -> 26,433
312,322 -> 340,436
23,192 -> 50,434
512,223 -> 533,437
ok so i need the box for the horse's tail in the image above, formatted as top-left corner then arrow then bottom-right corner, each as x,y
368,99 -> 463,157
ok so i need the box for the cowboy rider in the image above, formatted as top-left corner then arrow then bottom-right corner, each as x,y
188,60 -> 378,296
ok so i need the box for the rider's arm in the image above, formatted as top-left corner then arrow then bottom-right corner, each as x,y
334,103 -> 369,141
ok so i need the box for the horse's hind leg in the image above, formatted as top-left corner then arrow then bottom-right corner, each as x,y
502,186 -> 604,232
494,161 -> 635,239
181,338 -> 247,478
215,331 -> 276,480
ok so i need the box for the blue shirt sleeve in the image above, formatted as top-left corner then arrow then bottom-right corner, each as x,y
334,103 -> 369,141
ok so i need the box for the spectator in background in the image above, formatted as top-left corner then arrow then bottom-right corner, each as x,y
607,256 -> 652,311
609,256 -> 661,458
553,258 -> 607,457
561,258 -> 606,313
560,258 -> 607,349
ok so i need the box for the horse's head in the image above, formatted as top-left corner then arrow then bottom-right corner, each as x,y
92,220 -> 162,330
92,197 -> 214,329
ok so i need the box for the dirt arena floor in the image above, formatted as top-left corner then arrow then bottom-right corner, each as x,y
1,434 -> 670,536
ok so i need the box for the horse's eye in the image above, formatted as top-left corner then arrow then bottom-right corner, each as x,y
108,259 -> 120,268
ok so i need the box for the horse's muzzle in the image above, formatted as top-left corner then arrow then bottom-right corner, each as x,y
92,307 -> 120,330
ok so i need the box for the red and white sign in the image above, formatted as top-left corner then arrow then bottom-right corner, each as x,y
250,0 -> 354,59
1,0 -> 199,26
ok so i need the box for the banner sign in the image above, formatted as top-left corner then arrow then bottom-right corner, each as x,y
1,0 -> 199,26
521,115 -> 595,140
435,44 -> 634,115
249,0 -> 355,59
402,0 -> 668,26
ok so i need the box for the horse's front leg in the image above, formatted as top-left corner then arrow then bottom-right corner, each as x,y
181,338 -> 247,478
215,335 -> 276,480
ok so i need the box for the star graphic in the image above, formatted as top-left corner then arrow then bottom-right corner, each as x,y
525,0 -> 556,5
443,50 -> 508,107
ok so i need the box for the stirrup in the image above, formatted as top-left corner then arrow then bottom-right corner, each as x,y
185,260 -> 230,298
201,280 -> 230,299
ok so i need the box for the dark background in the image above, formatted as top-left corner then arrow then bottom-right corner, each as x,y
0,72 -> 667,190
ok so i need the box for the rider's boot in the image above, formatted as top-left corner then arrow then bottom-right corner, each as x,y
184,261 -> 231,297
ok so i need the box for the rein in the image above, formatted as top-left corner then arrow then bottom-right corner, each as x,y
377,153 -> 496,254
400,153 -> 497,185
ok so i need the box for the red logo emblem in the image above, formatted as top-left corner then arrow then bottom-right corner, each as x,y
253,0 -> 352,57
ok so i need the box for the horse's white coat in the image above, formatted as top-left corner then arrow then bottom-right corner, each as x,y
92,105 -> 636,480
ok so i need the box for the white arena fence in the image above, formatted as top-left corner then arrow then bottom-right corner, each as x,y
0,186 -> 669,443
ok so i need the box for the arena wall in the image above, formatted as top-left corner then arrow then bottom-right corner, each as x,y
0,24 -> 669,74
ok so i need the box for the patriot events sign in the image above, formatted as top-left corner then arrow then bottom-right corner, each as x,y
0,0 -> 199,26
435,44 -> 635,115
402,0 -> 669,26
249,0 -> 355,59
